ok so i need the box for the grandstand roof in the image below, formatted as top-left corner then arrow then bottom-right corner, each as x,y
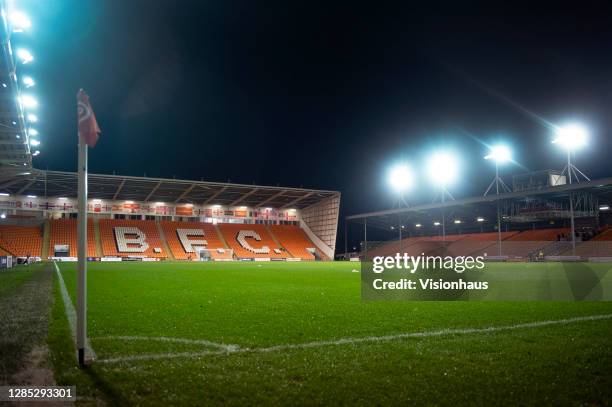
346,177 -> 612,230
0,14 -> 32,172
0,169 -> 339,209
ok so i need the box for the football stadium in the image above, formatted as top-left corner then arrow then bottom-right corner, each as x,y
1,1 -> 611,406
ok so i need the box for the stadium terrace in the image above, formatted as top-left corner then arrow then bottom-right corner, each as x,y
0,170 -> 340,262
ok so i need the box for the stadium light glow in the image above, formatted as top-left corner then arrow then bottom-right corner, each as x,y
29,128 -> 38,136
0,193 -> 10,196
0,213 -> 5,219
388,164 -> 414,192
600,205 -> 610,211
415,223 -> 422,228
476,217 -> 485,222
27,113 -> 38,123
58,197 -> 67,200
154,202 -> 164,205
212,204 -> 222,209
454,219 -> 462,224
238,206 -> 247,210
125,200 -> 134,204
16,48 -> 33,64
93,199 -> 102,203
426,151 -> 459,186
433,221 -> 441,226
552,123 -> 589,151
30,139 -> 40,146
9,11 -> 31,31
27,195 -> 36,198
390,226 -> 395,230
20,95 -> 37,108
32,151 -> 39,156
22,76 -> 35,88
484,144 -> 511,163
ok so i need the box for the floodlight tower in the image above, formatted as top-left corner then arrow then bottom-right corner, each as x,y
484,145 -> 512,256
427,151 -> 458,242
552,123 -> 590,255
388,164 -> 414,253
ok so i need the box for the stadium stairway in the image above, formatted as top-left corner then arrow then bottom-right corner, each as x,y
41,219 -> 50,260
94,218 -> 103,258
156,222 -> 175,260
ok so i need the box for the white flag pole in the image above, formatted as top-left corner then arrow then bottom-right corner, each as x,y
76,131 -> 88,366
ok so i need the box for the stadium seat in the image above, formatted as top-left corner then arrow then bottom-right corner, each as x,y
99,219 -> 166,258
269,225 -> 316,260
0,225 -> 42,257
160,221 -> 232,260
48,219 -> 96,258
218,224 -> 288,259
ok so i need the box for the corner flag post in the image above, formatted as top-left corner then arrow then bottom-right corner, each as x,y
76,123 -> 88,366
76,89 -> 101,367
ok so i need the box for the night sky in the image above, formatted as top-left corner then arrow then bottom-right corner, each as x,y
14,1 -> 612,247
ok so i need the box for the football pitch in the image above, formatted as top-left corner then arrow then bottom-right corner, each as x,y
33,262 -> 612,404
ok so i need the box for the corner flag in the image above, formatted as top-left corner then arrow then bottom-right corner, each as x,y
77,89 -> 101,147
76,89 -> 100,366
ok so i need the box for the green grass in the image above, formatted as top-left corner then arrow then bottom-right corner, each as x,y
49,261 -> 612,405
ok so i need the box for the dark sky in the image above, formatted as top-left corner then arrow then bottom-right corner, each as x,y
14,1 -> 612,245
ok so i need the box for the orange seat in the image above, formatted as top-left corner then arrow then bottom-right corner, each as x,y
0,225 -> 42,257
161,221 -> 232,260
49,219 -> 96,257
218,224 -> 288,259
269,225 -> 316,260
99,219 -> 166,258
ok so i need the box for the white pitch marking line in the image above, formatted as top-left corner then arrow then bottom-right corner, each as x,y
96,313 -> 612,364
53,262 -> 97,360
93,336 -> 239,352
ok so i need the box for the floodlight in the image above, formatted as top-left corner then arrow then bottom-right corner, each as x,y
600,205 -> 610,211
415,223 -> 422,228
20,95 -> 37,108
93,199 -> 103,203
58,197 -> 67,200
22,76 -> 35,88
32,151 -> 39,156
212,204 -> 222,209
453,219 -> 462,224
238,206 -> 247,210
27,195 -> 36,198
29,128 -> 38,136
433,221 -> 441,226
0,214 -> 5,219
390,226 -> 395,230
552,123 -> 588,150
388,164 -> 414,192
16,48 -> 33,64
27,113 -> 37,123
30,139 -> 40,146
125,200 -> 134,204
0,193 -> 10,196
426,151 -> 458,186
10,11 -> 31,31
476,217 -> 485,222
154,202 -> 163,205
484,145 -> 511,163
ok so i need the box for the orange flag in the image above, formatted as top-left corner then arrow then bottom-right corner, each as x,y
77,89 -> 101,148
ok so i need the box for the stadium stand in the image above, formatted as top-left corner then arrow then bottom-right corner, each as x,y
161,221 -> 232,260
48,219 -> 96,258
218,223 -> 288,259
0,225 -> 42,257
505,228 -> 569,241
269,225 -> 316,260
592,228 -> 612,241
99,219 -> 166,258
